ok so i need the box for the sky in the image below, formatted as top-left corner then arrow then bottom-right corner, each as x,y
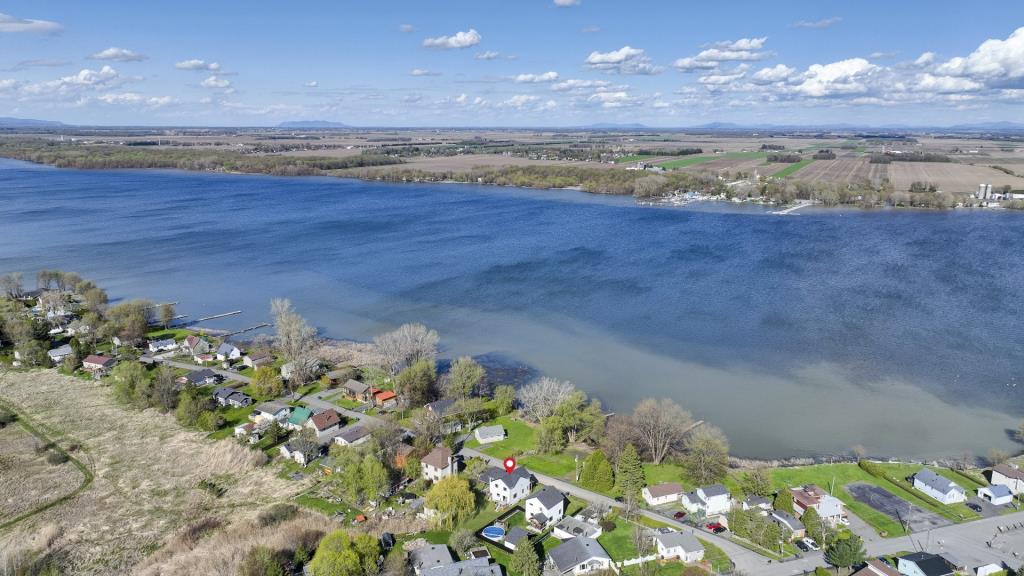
1,1 -> 1024,127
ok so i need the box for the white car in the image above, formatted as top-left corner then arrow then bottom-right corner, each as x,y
802,538 -> 820,551
838,517 -> 850,526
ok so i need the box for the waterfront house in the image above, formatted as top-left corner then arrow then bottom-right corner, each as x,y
216,342 -> 242,361
990,463 -> 1024,494
421,446 -> 455,482
305,409 -> 343,442
642,482 -> 684,507
681,484 -> 732,517
896,552 -> 955,576
911,469 -> 966,504
47,343 -> 73,364
424,398 -> 465,433
525,486 -> 565,529
791,484 -> 846,524
341,379 -> 371,401
334,425 -> 372,447
546,537 -> 612,576
81,354 -> 116,374
741,495 -> 772,514
474,425 -> 505,444
480,466 -> 532,506
182,335 -> 211,357
279,439 -> 321,466
147,338 -> 178,353
280,357 -> 322,382
653,531 -> 704,563
251,400 -> 292,424
178,368 -> 221,387
285,407 -> 313,431
979,484 -> 1013,506
242,351 -> 273,369
771,510 -> 806,540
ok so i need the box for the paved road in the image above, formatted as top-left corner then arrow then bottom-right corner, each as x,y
147,356 -> 253,384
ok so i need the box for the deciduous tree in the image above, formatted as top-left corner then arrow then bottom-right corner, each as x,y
740,467 -> 773,498
270,298 -> 318,387
682,425 -> 730,485
110,361 -> 148,405
424,475 -> 476,530
308,530 -> 380,576
374,323 -> 439,375
632,398 -> 694,465
159,303 -> 176,329
252,366 -> 284,398
397,358 -> 437,407
445,356 -> 485,399
774,488 -> 794,515
492,384 -> 516,416
518,377 -> 575,423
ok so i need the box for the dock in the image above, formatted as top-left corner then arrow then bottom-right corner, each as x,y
193,310 -> 242,323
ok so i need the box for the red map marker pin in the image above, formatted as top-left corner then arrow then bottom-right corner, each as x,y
503,457 -> 517,474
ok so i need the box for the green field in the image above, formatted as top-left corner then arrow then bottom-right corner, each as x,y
597,518 -> 642,560
657,151 -> 765,170
771,159 -> 815,178
614,155 -> 658,164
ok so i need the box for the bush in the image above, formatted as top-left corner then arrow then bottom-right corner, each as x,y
238,546 -> 285,576
257,503 -> 299,527
599,519 -> 616,532
197,410 -> 226,432
46,451 -> 69,465
0,410 -> 16,427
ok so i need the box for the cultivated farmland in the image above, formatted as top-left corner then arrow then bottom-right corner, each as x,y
794,155 -> 889,185
889,162 -> 1024,193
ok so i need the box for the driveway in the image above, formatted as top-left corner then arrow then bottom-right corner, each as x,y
847,482 -> 951,533
967,495 -> 1009,519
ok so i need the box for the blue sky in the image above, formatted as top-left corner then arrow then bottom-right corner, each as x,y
1,1 -> 1023,126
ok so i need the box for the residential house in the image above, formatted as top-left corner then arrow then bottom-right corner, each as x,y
242,351 -> 273,369
474,425 -> 505,444
896,552 -> 955,576
334,425 -> 372,447
681,484 -> 733,517
280,357 -> 321,382
642,482 -> 684,507
47,344 -> 73,364
421,446 -> 455,482
279,439 -> 322,466
975,564 -> 1007,576
213,387 -> 253,408
341,379 -> 371,402
81,354 -> 116,374
911,469 -> 966,505
546,537 -> 613,576
504,527 -> 530,551
305,409 -> 343,442
553,516 -> 603,540
771,510 -> 806,540
410,544 -> 454,575
374,390 -> 398,409
791,484 -> 846,524
525,486 -> 565,529
148,338 -> 178,353
251,401 -> 292,424
850,559 -> 900,576
424,398 -> 464,434
216,342 -> 242,362
425,558 -> 500,576
286,407 -> 313,431
233,422 -> 259,443
653,531 -> 704,563
990,463 -> 1024,494
979,485 -> 1013,506
394,443 -> 415,469
741,495 -> 772,514
480,466 -> 533,506
178,368 -> 221,387
182,335 -> 211,357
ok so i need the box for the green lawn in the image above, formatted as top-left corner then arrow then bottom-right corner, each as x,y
295,493 -> 361,518
597,519 -> 641,561
698,538 -> 732,573
870,463 -> 981,522
206,404 -> 255,439
771,159 -> 814,178
614,155 -> 657,164
144,328 -> 193,341
321,392 -> 364,409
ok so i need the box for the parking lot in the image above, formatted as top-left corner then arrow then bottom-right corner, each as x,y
847,482 -> 951,532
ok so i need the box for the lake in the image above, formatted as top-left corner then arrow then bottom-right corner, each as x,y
1,158 -> 1022,459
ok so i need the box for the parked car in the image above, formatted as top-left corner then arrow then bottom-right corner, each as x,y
802,538 -> 820,551
705,522 -> 727,534
795,540 -> 810,552
967,503 -> 983,513
838,516 -> 850,526
673,511 -> 687,520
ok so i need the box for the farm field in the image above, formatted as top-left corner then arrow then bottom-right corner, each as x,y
658,151 -> 765,170
889,161 -> 1024,193
795,156 -> 888,185
0,370 -> 305,576
678,155 -> 768,176
346,153 -> 603,174
771,159 -> 815,178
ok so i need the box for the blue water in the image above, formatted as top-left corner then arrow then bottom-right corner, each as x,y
2,158 -> 1022,459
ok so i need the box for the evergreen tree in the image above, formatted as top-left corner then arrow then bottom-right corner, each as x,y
801,506 -> 823,543
740,467 -> 772,497
581,450 -> 614,491
509,541 -> 542,576
774,488 -> 795,514
615,443 -> 645,499
825,534 -> 866,571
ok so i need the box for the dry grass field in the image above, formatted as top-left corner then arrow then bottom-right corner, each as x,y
0,370 -> 308,575
889,162 -> 1024,193
795,155 -> 889,185
0,424 -> 84,524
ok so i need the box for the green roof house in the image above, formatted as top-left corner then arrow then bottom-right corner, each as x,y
286,407 -> 313,431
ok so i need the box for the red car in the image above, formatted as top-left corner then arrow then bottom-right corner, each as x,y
705,522 -> 727,534
673,511 -> 687,520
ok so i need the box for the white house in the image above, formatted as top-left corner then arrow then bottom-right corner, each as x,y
216,342 -> 242,361
979,485 -> 1013,506
991,463 -> 1024,494
421,446 -> 455,482
480,466 -> 533,506
251,401 -> 292,424
305,409 -> 343,442
182,335 -> 211,357
653,531 -> 704,563
791,484 -> 846,524
148,338 -> 178,353
911,469 -> 966,505
334,425 -> 372,447
525,486 -> 565,529
474,425 -> 505,444
681,484 -> 733,517
81,354 -> 116,374
47,343 -> 73,364
546,537 -> 612,576
642,482 -> 684,507
553,516 -> 603,540
976,564 -> 1007,576
279,439 -> 321,466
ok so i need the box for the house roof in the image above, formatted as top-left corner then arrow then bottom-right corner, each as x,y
771,510 -> 804,531
653,531 -> 703,554
744,495 -> 770,508
411,544 -> 454,572
700,484 -> 729,498
645,482 -> 684,498
425,398 -> 455,416
254,400 -> 290,415
213,387 -> 236,400
505,527 -> 530,546
375,390 -> 397,401
547,537 -> 610,573
82,354 -> 115,366
150,338 -> 176,348
343,379 -> 369,393
337,425 -> 371,444
851,559 -> 899,576
554,516 -> 601,539
424,558 -> 500,576
184,335 -> 202,348
217,342 -> 238,355
309,409 -> 341,431
898,552 -> 954,576
474,425 -> 505,440
288,407 -> 313,426
982,484 -> 1013,498
913,469 -> 964,495
48,343 -> 73,357
993,463 -> 1024,481
481,466 -> 532,490
422,446 -> 453,470
528,486 -> 565,510
185,368 -> 218,383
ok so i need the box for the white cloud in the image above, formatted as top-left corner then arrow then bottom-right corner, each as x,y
699,69 -> 747,86
913,73 -> 983,93
305,80 -> 319,88
586,91 -> 640,108
10,59 -> 68,70
914,52 -> 936,67
0,12 -> 62,34
97,92 -> 173,108
21,66 -> 125,97
792,58 -> 878,97
410,68 -> 440,76
581,25 -> 601,33
498,94 -> 540,109
551,78 -> 612,92
476,51 -> 501,60
792,17 -> 842,29
0,79 -> 18,93
674,38 -> 771,72
399,23 -> 414,33
89,47 -> 147,62
175,59 -> 221,71
672,57 -> 719,72
935,27 -> 1024,85
554,0 -> 580,6
751,64 -> 795,84
514,71 -> 559,83
585,46 -> 661,75
714,37 -> 767,51
423,28 -> 481,49
201,75 -> 232,89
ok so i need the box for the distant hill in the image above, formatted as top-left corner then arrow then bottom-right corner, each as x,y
0,117 -> 65,128
580,122 -> 649,130
277,120 -> 349,129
